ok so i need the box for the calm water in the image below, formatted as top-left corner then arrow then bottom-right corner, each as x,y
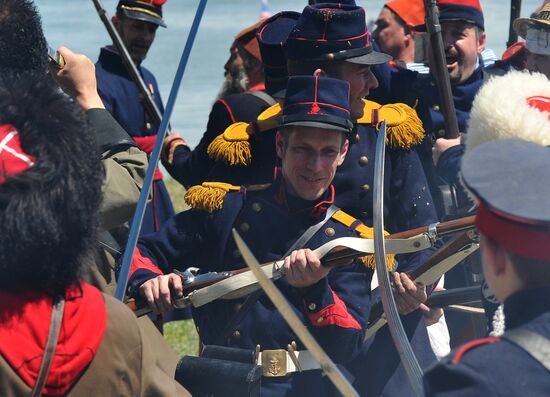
35,0 -> 540,147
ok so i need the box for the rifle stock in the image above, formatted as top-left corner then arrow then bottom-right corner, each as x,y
424,0 -> 460,139
91,0 -> 164,128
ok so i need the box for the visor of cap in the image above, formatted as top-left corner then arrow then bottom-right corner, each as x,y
120,9 -> 167,27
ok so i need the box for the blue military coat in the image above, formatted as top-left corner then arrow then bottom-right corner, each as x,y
95,46 -> 174,234
424,286 -> 550,396
130,180 -> 374,397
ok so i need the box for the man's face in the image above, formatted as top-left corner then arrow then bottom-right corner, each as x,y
114,17 -> 158,64
328,62 -> 379,119
428,21 -> 485,84
526,49 -> 550,79
373,7 -> 408,60
276,127 -> 348,201
219,42 -> 247,97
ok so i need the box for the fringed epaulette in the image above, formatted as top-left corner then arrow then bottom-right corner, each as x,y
356,99 -> 424,150
331,210 -> 395,271
207,104 -> 281,166
184,182 -> 243,213
184,182 -> 272,213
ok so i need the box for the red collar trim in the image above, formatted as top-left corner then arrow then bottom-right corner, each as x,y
248,83 -> 266,92
476,201 -> 550,261
0,283 -> 107,396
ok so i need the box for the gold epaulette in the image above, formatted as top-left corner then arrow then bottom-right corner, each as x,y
207,104 -> 282,166
331,210 -> 395,271
356,99 -> 425,150
184,182 -> 242,213
184,182 -> 272,213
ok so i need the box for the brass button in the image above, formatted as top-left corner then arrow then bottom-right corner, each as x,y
354,133 -> 360,142
361,184 -> 371,192
146,122 -> 152,130
233,249 -> 242,259
240,222 -> 250,232
233,330 -> 241,339
432,105 -> 440,112
316,317 -> 324,324
325,227 -> 335,237
437,129 -> 446,138
358,156 -> 369,166
361,211 -> 369,219
252,202 -> 262,212
308,303 -> 317,311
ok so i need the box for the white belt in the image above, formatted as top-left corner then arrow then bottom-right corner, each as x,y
257,349 -> 320,377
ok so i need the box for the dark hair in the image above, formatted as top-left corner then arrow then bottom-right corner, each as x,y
0,0 -> 48,78
508,251 -> 550,287
0,76 -> 103,295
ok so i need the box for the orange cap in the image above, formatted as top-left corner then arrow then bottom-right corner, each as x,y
234,20 -> 263,62
385,0 -> 425,28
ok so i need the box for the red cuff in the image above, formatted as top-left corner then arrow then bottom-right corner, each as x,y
307,290 -> 361,330
133,135 -> 157,153
130,247 -> 163,279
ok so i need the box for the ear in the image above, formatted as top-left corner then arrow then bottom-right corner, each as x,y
477,30 -> 486,53
314,68 -> 327,77
337,139 -> 349,166
275,131 -> 286,160
112,15 -> 121,30
482,236 -> 507,276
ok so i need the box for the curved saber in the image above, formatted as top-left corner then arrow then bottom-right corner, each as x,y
115,0 -> 209,301
232,230 -> 360,397
373,120 -> 424,396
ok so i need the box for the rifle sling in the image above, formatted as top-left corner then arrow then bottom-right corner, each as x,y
32,296 -> 65,397
216,205 -> 339,345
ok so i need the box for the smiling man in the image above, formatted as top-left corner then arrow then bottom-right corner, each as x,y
372,0 -> 488,218
126,75 -> 374,397
95,0 -> 175,236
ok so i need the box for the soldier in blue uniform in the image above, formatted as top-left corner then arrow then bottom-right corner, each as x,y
162,12 -> 300,188
424,138 -> 550,396
370,0 -> 488,217
95,0 -> 174,235
127,75 -> 430,396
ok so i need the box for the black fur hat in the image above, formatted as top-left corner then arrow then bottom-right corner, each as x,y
0,0 -> 49,78
0,76 -> 103,295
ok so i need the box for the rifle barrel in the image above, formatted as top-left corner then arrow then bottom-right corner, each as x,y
424,0 -> 460,139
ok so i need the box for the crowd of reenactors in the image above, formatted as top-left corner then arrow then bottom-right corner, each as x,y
1,0 -> 550,396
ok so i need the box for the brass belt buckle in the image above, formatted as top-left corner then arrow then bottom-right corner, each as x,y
261,349 -> 287,377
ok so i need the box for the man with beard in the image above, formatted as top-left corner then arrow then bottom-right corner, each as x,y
95,0 -> 174,235
217,21 -> 265,98
162,12 -> 300,187
371,0 -> 488,218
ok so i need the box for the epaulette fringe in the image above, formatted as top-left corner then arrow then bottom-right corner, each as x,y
207,104 -> 281,166
184,182 -> 241,213
331,210 -> 396,271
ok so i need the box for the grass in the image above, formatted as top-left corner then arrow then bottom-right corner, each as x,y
162,178 -> 200,357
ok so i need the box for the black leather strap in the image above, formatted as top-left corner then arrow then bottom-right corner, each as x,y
503,328 -> 550,373
32,296 -> 65,397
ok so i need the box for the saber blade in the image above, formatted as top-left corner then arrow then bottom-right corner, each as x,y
232,229 -> 359,397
